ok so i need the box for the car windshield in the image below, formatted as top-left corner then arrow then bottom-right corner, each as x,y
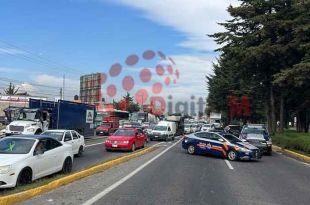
203,125 -> 211,128
0,138 -> 35,154
42,131 -> 64,141
154,126 -> 167,131
222,134 -> 242,144
101,123 -> 111,128
17,110 -> 38,121
113,129 -> 135,136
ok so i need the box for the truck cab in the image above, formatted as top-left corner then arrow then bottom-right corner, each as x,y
96,116 -> 120,136
5,108 -> 49,136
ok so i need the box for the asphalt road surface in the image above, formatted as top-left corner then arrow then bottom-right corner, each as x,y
21,139 -> 310,205
75,137 -> 159,171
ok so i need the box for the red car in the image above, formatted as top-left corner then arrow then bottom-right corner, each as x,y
105,128 -> 147,152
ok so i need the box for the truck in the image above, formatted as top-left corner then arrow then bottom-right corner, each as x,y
210,112 -> 222,128
5,99 -> 95,137
150,121 -> 177,141
130,112 -> 158,124
166,113 -> 185,135
95,116 -> 120,136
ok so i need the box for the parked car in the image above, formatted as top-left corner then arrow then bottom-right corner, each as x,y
0,135 -> 73,188
182,131 -> 262,161
42,130 -> 85,157
105,128 -> 146,152
240,127 -> 272,155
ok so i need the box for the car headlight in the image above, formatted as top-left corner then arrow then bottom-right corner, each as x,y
0,165 -> 12,174
27,128 -> 35,132
240,147 -> 249,152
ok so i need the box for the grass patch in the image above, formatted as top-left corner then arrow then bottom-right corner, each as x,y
272,130 -> 310,155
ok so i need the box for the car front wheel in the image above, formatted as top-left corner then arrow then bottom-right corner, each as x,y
16,168 -> 32,186
62,157 -> 73,174
227,150 -> 238,161
187,145 -> 195,155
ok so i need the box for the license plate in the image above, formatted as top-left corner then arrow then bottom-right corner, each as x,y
155,136 -> 158,138
100,131 -> 103,133
112,144 -> 118,148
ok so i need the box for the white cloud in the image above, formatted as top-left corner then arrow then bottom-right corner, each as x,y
0,48 -> 26,55
110,0 -> 239,51
32,74 -> 80,100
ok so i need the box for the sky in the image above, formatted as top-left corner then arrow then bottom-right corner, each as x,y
0,0 -> 239,114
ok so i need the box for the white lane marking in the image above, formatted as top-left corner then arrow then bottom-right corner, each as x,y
82,138 -> 182,205
225,160 -> 234,170
85,142 -> 104,148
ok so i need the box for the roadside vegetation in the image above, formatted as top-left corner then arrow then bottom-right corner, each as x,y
206,0 -> 309,134
273,130 -> 310,155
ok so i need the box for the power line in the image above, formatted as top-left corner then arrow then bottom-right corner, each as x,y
0,39 -> 83,75
0,77 -> 79,91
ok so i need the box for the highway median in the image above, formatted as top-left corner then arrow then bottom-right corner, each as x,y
0,145 -> 158,205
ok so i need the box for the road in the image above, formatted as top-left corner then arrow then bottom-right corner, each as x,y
74,137 -> 159,171
20,139 -> 310,205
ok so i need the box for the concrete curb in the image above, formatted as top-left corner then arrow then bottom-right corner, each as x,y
272,145 -> 310,163
0,146 -> 158,205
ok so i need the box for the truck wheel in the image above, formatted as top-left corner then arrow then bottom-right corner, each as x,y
172,135 -> 175,141
165,136 -> 169,142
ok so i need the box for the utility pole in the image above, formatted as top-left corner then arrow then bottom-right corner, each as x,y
62,74 -> 65,100
59,88 -> 63,100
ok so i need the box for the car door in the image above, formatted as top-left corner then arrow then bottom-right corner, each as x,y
71,131 -> 80,154
32,139 -> 59,179
63,131 -> 74,153
208,133 -> 227,157
193,132 -> 212,155
136,129 -> 145,147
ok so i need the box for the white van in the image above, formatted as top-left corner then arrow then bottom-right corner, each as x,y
150,121 -> 176,141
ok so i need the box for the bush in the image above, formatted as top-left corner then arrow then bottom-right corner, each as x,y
273,130 -> 310,155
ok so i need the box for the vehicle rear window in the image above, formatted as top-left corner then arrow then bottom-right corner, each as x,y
42,131 -> 64,141
0,138 -> 35,154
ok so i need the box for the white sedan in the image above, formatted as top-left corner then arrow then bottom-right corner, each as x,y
42,130 -> 85,157
0,135 -> 73,188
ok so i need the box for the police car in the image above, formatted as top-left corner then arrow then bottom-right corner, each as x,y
182,131 -> 262,161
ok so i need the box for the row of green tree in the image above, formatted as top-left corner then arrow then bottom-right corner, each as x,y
207,0 -> 309,133
113,93 -> 140,113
